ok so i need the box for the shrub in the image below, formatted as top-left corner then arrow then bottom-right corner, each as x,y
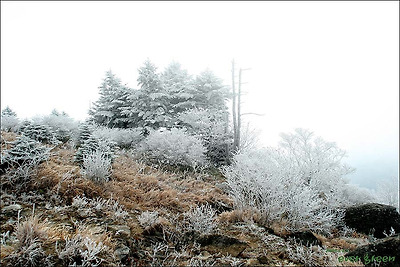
140,128 -> 207,169
1,115 -> 20,132
182,204 -> 217,234
1,135 -> 50,170
138,211 -> 159,229
21,123 -> 59,145
6,214 -> 52,267
1,136 -> 50,190
1,106 -> 20,132
35,112 -> 79,143
81,150 -> 112,184
72,195 -> 128,219
74,122 -> 95,148
223,129 -> 355,233
74,135 -> 115,164
178,108 -> 232,166
92,126 -> 143,149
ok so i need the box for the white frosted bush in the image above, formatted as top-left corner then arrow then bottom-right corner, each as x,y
137,211 -> 159,228
81,150 -> 111,183
1,115 -> 20,132
178,108 -> 232,166
92,126 -> 143,149
35,113 -> 78,143
183,204 -> 217,234
140,128 -> 207,169
223,129 -> 356,233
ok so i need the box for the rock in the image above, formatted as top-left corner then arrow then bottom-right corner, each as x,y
344,203 -> 400,238
257,255 -> 271,264
197,234 -> 248,257
345,235 -> 400,267
1,204 -> 22,214
287,231 -> 322,246
108,225 -> 131,238
115,244 -> 130,261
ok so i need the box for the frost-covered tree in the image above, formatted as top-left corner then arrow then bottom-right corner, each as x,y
89,70 -> 132,128
21,123 -> 59,145
162,62 -> 197,114
34,110 -> 78,143
178,108 -> 232,166
123,60 -> 171,131
74,122 -> 95,148
140,128 -> 207,169
223,129 -> 360,233
74,135 -> 115,164
1,135 -> 50,169
375,176 -> 399,209
1,106 -> 19,132
194,69 -> 229,111
2,106 -> 17,117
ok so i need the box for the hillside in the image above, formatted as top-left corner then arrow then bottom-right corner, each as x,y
0,131 -> 378,267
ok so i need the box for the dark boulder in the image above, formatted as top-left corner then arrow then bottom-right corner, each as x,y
286,231 -> 322,246
345,235 -> 400,267
344,203 -> 400,238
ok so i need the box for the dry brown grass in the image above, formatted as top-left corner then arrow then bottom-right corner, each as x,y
0,131 -> 17,151
218,208 -> 262,225
34,148 -> 105,202
107,155 -> 233,212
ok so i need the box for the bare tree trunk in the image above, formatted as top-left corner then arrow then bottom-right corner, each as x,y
237,68 -> 242,151
231,60 -> 239,152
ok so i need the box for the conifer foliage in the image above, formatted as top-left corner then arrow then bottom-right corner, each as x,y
89,70 -> 132,128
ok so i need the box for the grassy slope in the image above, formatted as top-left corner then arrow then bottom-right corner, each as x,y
0,131 -> 368,266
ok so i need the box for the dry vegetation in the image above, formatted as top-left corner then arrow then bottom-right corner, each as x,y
0,131 -> 369,266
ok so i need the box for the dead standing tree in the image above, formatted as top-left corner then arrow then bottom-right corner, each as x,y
231,59 -> 255,153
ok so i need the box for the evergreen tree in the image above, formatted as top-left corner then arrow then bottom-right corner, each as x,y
162,62 -> 196,114
1,106 -> 17,117
75,123 -> 93,148
89,70 -> 132,128
194,70 -> 229,111
74,135 -> 115,164
22,123 -> 59,144
124,60 -> 171,131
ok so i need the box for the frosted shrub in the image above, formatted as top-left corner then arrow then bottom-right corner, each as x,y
178,108 -> 232,166
92,126 -> 143,149
74,135 -> 116,164
138,211 -> 159,229
81,150 -> 112,183
1,106 -> 20,132
58,234 -> 108,267
35,112 -> 78,143
140,128 -> 207,169
72,195 -> 128,219
1,135 -> 50,167
21,123 -> 59,145
1,115 -> 20,132
223,129 -> 354,233
183,204 -> 217,234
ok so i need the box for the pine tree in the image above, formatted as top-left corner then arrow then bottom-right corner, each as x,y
194,70 -> 229,111
89,70 -> 132,128
162,62 -> 196,114
22,123 -> 58,144
1,106 -> 17,117
124,60 -> 171,131
75,123 -> 93,148
1,135 -> 50,168
74,135 -> 115,164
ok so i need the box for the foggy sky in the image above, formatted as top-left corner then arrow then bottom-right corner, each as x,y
1,1 -> 398,189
